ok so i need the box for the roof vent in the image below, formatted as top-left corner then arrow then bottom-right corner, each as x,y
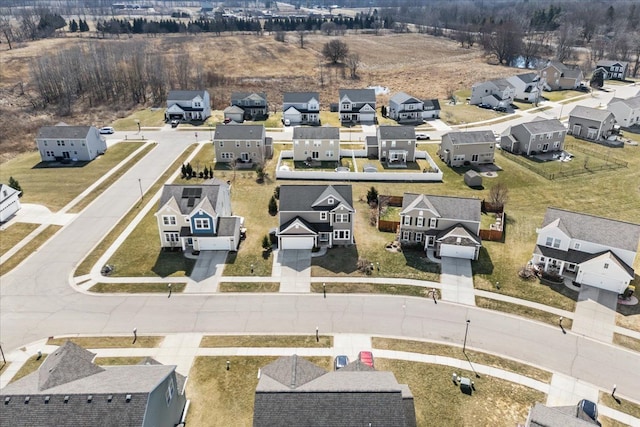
125,394 -> 132,403
24,397 -> 30,404
4,397 -> 10,404
64,396 -> 70,404
44,396 -> 50,404
87,395 -> 93,403
107,395 -> 113,402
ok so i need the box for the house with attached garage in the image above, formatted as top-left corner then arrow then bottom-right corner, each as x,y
532,207 -> 640,294
338,89 -> 376,125
399,193 -> 482,260
36,124 -> 107,162
506,73 -> 543,103
539,61 -> 584,91
595,60 -> 629,81
0,341 -> 187,427
277,185 -> 354,250
0,184 -> 21,223
155,179 -> 242,251
469,78 -> 515,108
607,95 -> 640,129
214,124 -> 272,166
292,126 -> 339,162
253,355 -> 416,427
501,118 -> 567,156
282,92 -> 321,126
567,106 -> 615,141
375,125 -> 416,167
438,131 -> 496,167
164,89 -> 211,122
230,92 -> 268,121
387,92 -> 440,123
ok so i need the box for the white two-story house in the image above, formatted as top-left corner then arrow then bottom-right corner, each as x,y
338,89 -> 376,124
388,92 -> 440,122
282,92 -> 320,126
155,179 -> 241,252
607,95 -> 640,128
532,207 -> 640,294
165,90 -> 211,122
470,79 -> 515,108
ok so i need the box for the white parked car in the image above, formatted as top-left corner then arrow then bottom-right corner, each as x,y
99,127 -> 115,134
416,133 -> 430,140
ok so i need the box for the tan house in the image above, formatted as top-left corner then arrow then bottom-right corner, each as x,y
539,61 -> 583,91
292,127 -> 340,162
438,131 -> 496,167
214,124 -> 272,165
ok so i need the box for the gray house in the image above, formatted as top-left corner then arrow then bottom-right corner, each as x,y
36,125 -> 107,162
282,92 -> 320,126
469,78 -> 515,108
253,355 -> 416,427
0,341 -> 187,427
568,106 -> 615,141
524,403 -> 599,426
399,193 -> 482,259
388,92 -> 440,122
292,126 -> 340,162
338,89 -> 376,124
377,125 -> 416,167
277,185 -> 354,250
230,92 -> 268,121
595,60 -> 629,81
438,131 -> 496,167
502,118 -> 567,155
214,124 -> 272,165
165,89 -> 211,122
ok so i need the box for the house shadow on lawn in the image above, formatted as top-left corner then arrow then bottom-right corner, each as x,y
401,247 -> 440,275
312,246 -> 360,275
151,249 -> 196,278
471,247 -> 494,276
32,160 -> 91,169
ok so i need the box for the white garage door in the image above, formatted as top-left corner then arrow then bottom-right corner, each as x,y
280,236 -> 314,250
439,244 -> 476,260
195,237 -> 231,251
578,273 -> 625,294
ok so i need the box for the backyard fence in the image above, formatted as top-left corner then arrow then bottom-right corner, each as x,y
378,220 -> 400,233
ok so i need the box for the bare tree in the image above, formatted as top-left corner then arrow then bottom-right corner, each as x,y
296,25 -> 305,48
322,39 -> 349,64
483,21 -> 522,65
345,53 -> 360,79
320,21 -> 336,36
555,24 -> 576,62
488,182 -> 509,211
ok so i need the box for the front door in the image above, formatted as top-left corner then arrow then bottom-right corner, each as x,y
542,143 -> 549,151
241,152 -> 250,162
62,151 -> 70,159
471,154 -> 478,162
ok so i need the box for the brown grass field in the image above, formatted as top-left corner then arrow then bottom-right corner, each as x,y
0,31 -> 519,162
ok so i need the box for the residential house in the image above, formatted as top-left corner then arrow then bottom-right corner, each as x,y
214,124 -> 272,165
164,89 -> 211,122
469,78 -> 515,108
0,184 -> 21,223
282,92 -> 320,126
506,73 -> 542,103
36,125 -> 107,162
377,125 -> 416,167
292,127 -> 340,162
277,185 -> 354,250
501,118 -> 567,155
0,341 -> 187,427
387,92 -> 440,122
595,60 -> 629,81
524,403 -> 599,426
532,207 -> 640,294
338,89 -> 376,124
222,105 -> 245,124
607,95 -> 640,128
399,193 -> 481,260
155,179 -> 242,251
438,131 -> 496,167
253,355 -> 416,427
568,106 -> 615,141
539,61 -> 584,91
229,92 -> 268,121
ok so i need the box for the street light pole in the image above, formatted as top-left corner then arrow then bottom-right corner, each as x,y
463,320 -> 470,353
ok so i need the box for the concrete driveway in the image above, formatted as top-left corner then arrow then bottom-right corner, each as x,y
276,249 -> 312,293
572,285 -> 619,342
184,251 -> 228,292
439,256 -> 476,305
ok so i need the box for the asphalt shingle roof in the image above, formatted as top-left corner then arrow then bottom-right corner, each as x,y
283,92 -> 319,104
569,105 -> 614,122
167,90 -> 207,101
157,180 -> 228,215
527,403 -> 598,427
596,60 -> 628,67
213,124 -> 264,140
378,125 -> 416,140
401,193 -> 481,223
442,130 -> 495,145
609,95 -> 640,109
36,126 -> 92,139
339,88 -> 376,103
390,92 -> 420,104
517,118 -> 566,135
278,185 -> 353,212
292,127 -> 339,140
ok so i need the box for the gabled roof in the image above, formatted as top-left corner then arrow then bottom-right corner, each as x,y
390,92 -> 421,104
609,95 -> 640,110
514,72 -> 538,84
541,207 -> 640,252
526,403 -> 598,427
339,88 -> 376,103
279,217 -> 319,236
378,125 -> 416,140
231,92 -> 267,102
223,105 -> 245,114
436,224 -> 481,245
293,126 -> 339,140
569,105 -> 614,122
580,250 -> 635,277
562,68 -> 583,79
167,90 -> 207,101
1,184 -> 20,203
279,185 -> 353,212
515,118 -> 566,135
36,125 -> 93,139
283,92 -> 319,104
157,180 -> 229,216
259,355 -> 327,390
38,341 -> 104,391
423,99 -> 441,110
442,130 -> 495,145
214,124 -> 265,140
401,194 -> 481,223
491,78 -> 514,91
545,60 -> 570,71
596,60 -> 628,67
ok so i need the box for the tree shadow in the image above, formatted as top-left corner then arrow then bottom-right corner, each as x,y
312,246 -> 360,274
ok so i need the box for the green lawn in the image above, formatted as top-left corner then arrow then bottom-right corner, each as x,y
47,336 -> 163,348
0,142 -> 144,211
218,282 -> 280,292
319,111 -> 341,127
9,355 -> 46,384
353,157 -> 434,172
311,282 -> 434,298
0,223 -> 39,258
112,108 -> 166,131
440,103 -> 502,125
541,90 -> 584,102
89,282 -> 186,293
200,335 -> 332,348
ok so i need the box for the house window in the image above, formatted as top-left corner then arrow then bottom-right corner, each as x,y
246,142 -> 251,148
326,151 -> 334,158
333,230 -> 350,240
44,141 -> 47,146
320,212 -> 327,220
429,218 -> 437,228
312,151 -> 319,159
604,263 -> 609,269
546,237 -> 553,246
313,140 -> 321,147
163,215 -> 177,226
341,103 -> 350,110
319,232 -> 330,242
164,232 -> 179,243
401,231 -> 410,241
391,141 -> 396,147
327,197 -> 334,204
417,217 -> 425,227
235,142 -> 241,148
403,216 -> 411,226
416,233 -> 423,242
553,238 -> 561,248
194,218 -> 210,230
166,378 -> 175,406
574,242 -> 580,250
334,213 -> 349,223
221,153 -> 234,159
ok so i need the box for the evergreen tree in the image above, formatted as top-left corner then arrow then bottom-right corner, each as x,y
262,235 -> 271,251
366,186 -> 378,205
69,19 -> 78,33
181,163 -> 187,178
79,19 -> 89,32
8,176 -> 22,197
268,195 -> 278,216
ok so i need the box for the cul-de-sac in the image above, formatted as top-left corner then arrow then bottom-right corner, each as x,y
1,1 -> 640,426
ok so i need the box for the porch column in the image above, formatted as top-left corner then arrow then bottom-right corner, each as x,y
544,258 -> 549,271
558,261 -> 565,275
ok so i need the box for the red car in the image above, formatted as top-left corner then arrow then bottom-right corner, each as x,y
358,351 -> 374,368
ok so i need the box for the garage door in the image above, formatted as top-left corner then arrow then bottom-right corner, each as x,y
280,236 -> 314,250
439,244 -> 476,260
578,272 -> 625,294
195,237 -> 231,251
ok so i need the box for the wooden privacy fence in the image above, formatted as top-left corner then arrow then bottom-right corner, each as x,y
378,220 -> 400,233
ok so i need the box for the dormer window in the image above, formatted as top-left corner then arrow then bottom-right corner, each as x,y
604,263 -> 609,269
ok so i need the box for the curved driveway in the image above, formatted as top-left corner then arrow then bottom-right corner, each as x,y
2,131 -> 640,402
